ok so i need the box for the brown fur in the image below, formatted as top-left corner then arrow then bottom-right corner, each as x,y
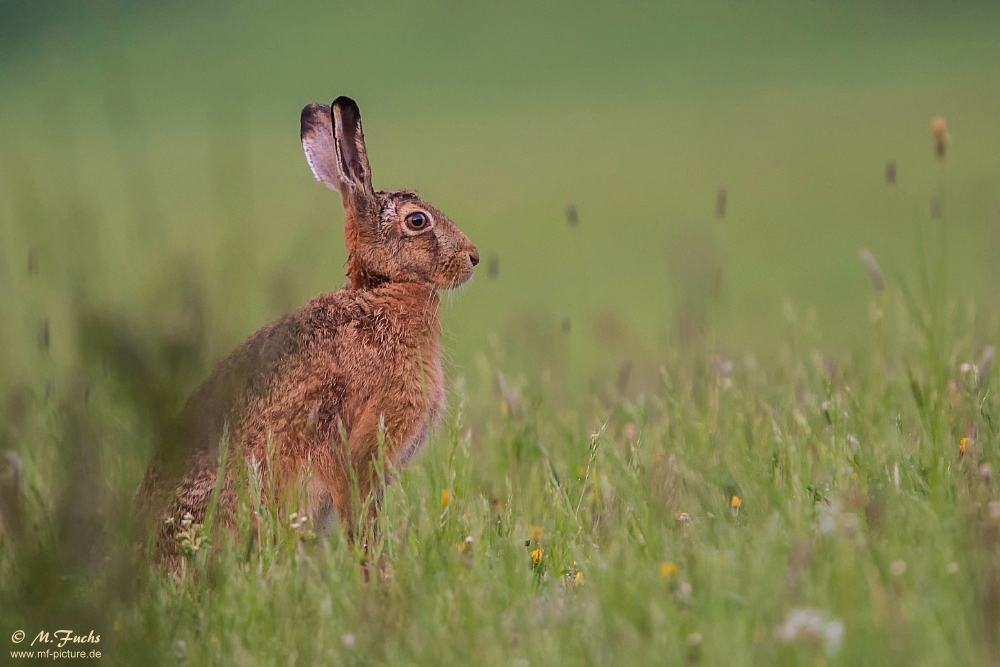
139,97 -> 478,570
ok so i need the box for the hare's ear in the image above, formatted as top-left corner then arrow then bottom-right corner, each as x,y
301,103 -> 340,191
330,96 -> 374,202
300,99 -> 376,214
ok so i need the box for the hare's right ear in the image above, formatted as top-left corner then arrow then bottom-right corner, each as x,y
300,98 -> 375,215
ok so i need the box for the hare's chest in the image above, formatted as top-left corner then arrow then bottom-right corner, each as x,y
419,351 -> 446,419
335,295 -> 444,460
395,422 -> 428,467
385,345 -> 444,465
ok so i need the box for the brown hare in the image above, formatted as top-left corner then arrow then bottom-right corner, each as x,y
140,96 -> 478,570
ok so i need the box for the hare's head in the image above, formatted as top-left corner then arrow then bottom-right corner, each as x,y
301,97 -> 479,291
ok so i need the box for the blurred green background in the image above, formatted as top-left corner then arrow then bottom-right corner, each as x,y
2,0 -> 1000,393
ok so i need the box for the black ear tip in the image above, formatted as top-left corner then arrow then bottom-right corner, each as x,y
331,95 -> 361,117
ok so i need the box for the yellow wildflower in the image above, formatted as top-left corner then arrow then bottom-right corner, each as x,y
574,571 -> 584,584
441,489 -> 450,508
960,438 -> 968,459
731,495 -> 742,510
531,548 -> 542,567
660,562 -> 677,577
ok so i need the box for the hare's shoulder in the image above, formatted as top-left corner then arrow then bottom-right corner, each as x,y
297,284 -> 440,344
224,284 -> 439,423
221,287 -> 360,379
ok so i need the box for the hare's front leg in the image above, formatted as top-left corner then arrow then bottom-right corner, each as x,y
304,476 -> 337,540
318,409 -> 385,547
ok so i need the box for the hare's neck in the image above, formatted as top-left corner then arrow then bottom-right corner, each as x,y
382,282 -> 443,413
345,255 -> 389,290
343,211 -> 386,289
371,283 -> 441,335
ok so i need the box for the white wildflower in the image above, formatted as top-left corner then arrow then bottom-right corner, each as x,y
817,501 -> 839,535
774,607 -> 844,655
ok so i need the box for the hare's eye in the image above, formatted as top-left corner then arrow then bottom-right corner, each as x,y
405,212 -> 429,231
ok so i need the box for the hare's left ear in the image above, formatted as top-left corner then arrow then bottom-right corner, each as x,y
301,103 -> 339,190
300,98 -> 375,214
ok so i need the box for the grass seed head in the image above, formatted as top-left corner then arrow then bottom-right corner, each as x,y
677,581 -> 693,600
27,248 -> 39,275
858,249 -> 884,292
976,345 -> 994,392
931,116 -> 948,158
497,371 -> 523,419
565,203 -> 578,227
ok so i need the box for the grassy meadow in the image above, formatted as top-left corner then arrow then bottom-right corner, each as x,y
3,1 -> 1000,664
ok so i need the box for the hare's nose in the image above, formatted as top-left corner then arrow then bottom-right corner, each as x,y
468,247 -> 480,266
